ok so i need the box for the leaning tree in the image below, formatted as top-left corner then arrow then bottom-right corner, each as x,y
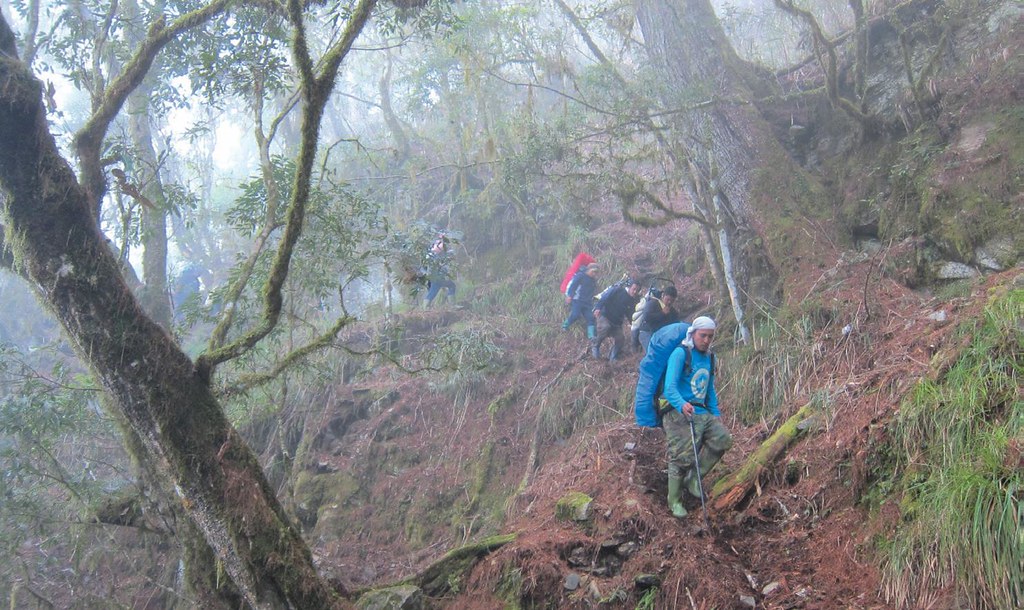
0,0 -> 392,606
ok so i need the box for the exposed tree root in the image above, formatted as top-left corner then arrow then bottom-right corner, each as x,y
405,533 -> 517,597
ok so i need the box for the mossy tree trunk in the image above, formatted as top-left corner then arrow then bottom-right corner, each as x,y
710,403 -> 817,511
0,57 -> 344,609
635,0 -> 825,322
0,4 -> 379,606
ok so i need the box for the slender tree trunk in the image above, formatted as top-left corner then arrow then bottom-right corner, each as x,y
128,88 -> 173,329
123,0 -> 172,329
380,50 -> 411,163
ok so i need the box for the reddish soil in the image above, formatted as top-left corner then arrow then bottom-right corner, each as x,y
454,263 -> 1012,609
307,18 -> 1024,605
311,208 -> 1018,609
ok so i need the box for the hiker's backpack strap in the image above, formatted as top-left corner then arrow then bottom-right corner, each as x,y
681,345 -> 693,377
681,346 -> 715,377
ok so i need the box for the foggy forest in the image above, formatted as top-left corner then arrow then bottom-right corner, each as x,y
0,0 -> 1020,608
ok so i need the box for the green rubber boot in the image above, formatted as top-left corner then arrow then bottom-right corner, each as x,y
667,476 -> 687,518
684,470 -> 702,499
687,449 -> 723,498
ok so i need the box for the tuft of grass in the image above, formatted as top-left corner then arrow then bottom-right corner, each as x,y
537,371 -> 630,444
879,287 -> 1022,609
466,269 -> 565,342
728,311 -> 823,425
933,277 -> 977,301
635,587 -> 658,610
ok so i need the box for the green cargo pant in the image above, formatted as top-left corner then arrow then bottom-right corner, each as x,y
663,408 -> 733,480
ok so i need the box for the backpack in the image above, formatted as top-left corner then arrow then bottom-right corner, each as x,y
630,280 -> 674,333
560,253 -> 595,295
595,273 -> 631,305
633,323 -> 716,428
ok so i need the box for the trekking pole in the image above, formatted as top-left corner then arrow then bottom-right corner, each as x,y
687,416 -> 711,532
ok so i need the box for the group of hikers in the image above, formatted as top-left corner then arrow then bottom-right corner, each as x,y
416,240 -> 728,521
561,254 -> 681,360
561,253 -> 732,520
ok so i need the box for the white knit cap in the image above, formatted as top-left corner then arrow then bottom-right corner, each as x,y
681,316 -> 716,348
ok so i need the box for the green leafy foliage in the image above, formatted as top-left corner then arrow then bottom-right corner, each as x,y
182,6 -> 291,102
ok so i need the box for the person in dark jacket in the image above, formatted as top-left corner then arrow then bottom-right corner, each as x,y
638,284 -> 680,352
562,263 -> 600,340
423,235 -> 456,307
592,278 -> 641,360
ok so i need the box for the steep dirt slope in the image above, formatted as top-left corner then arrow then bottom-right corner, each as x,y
297,5 -> 1022,607
451,251 -> 1017,609
302,215 -> 1017,609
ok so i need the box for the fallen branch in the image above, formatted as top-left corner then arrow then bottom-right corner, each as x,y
710,403 -> 817,511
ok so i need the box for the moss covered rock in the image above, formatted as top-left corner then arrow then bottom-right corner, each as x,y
555,491 -> 593,522
356,585 -> 424,610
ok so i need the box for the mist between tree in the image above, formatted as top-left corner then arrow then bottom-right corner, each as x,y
0,0 -> 1021,608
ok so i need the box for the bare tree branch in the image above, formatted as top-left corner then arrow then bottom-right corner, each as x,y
195,0 -> 377,380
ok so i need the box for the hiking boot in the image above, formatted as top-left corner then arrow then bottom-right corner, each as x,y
667,476 -> 688,518
591,343 -> 601,359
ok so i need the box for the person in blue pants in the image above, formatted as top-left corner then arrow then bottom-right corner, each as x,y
423,235 -> 456,307
562,263 -> 599,342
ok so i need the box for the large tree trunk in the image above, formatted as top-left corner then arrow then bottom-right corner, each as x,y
635,0 -> 792,322
0,17 -> 345,610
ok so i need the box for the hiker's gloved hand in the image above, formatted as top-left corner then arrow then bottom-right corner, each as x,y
681,402 -> 695,417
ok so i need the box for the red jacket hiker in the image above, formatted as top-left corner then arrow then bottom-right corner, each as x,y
560,253 -> 595,295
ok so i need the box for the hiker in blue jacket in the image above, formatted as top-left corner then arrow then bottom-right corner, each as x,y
562,263 -> 599,340
661,316 -> 733,518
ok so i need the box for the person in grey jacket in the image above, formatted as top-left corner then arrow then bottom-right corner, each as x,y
638,285 -> 680,352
